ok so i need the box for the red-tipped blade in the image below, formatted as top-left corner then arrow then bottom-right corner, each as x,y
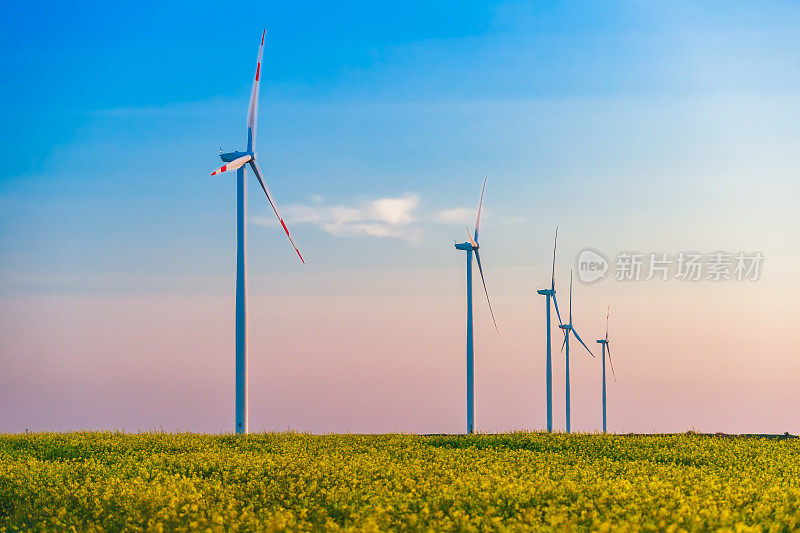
281,219 -> 305,263
210,154 -> 252,176
247,30 -> 266,150
248,160 -> 305,263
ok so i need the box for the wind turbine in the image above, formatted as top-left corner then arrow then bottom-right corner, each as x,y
210,30 -> 304,435
536,228 -> 564,433
558,270 -> 594,434
453,178 -> 498,434
596,305 -> 617,433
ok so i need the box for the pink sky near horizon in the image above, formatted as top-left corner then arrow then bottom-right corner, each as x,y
2,260 -> 797,435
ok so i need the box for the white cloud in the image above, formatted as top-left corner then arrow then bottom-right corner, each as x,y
432,208 -> 525,229
250,193 -> 519,243
370,196 -> 417,225
251,193 -> 420,242
433,207 -> 474,225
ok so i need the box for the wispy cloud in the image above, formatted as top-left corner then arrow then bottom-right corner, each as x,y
252,193 -> 421,242
433,207 -> 474,225
251,193 -> 519,243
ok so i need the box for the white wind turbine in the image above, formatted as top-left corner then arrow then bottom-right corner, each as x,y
210,30 -> 304,434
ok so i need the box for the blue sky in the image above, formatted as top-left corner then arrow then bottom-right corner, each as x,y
1,1 -> 799,433
3,0 -> 799,291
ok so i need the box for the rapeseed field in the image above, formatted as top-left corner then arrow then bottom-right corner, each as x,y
1,432 -> 798,531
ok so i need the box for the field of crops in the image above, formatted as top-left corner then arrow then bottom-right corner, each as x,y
1,432 -> 799,531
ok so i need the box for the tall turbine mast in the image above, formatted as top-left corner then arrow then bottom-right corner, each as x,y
210,30 -> 304,434
596,305 -> 618,433
558,270 -> 594,433
537,228 -> 564,432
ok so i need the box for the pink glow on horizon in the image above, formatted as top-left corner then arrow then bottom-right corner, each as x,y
1,273 -> 797,434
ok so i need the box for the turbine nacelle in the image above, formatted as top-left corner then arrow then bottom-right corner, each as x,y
454,241 -> 476,251
220,150 -> 253,163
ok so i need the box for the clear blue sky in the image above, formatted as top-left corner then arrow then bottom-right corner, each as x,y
1,1 -> 799,434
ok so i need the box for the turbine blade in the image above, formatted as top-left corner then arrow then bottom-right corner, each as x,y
474,177 -> 487,243
466,226 -> 477,248
248,160 -> 304,263
552,292 -> 564,326
551,226 -> 558,290
607,343 -> 618,384
247,30 -> 266,151
605,304 -> 610,341
572,328 -> 595,358
210,154 -> 252,176
474,249 -> 499,334
560,330 -> 567,352
569,270 -> 573,324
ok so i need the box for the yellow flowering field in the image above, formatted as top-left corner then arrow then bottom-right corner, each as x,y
1,432 -> 799,531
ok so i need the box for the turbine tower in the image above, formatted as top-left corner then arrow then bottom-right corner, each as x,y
536,228 -> 564,433
596,305 -> 617,433
558,270 -> 594,433
210,30 -> 304,434
453,178 -> 498,434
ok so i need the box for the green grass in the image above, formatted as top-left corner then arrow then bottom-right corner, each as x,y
1,432 -> 799,531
